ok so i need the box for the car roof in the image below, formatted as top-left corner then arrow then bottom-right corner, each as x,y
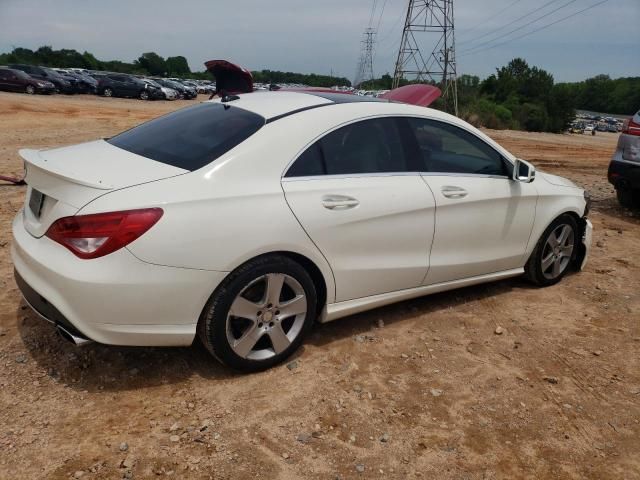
207,90 -> 394,121
206,90 -> 455,124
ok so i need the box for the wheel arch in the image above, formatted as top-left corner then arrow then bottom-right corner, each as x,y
223,250 -> 329,318
273,250 -> 328,318
524,208 -> 585,269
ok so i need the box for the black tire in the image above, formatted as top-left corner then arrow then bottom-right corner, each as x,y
616,186 -> 638,208
198,255 -> 317,372
139,90 -> 149,100
103,87 -> 113,97
525,214 -> 579,287
25,84 -> 35,95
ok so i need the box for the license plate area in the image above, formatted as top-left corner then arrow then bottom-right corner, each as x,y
29,189 -> 45,218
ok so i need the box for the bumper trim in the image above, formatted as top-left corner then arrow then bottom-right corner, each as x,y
14,269 -> 92,343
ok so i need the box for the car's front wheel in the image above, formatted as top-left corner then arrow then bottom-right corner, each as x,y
525,214 -> 579,286
103,87 -> 113,97
25,85 -> 35,95
139,90 -> 149,100
198,255 -> 317,372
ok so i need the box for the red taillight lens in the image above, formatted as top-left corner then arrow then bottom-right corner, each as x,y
622,118 -> 640,136
45,208 -> 163,259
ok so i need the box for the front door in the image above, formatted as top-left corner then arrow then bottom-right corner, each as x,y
405,117 -> 537,285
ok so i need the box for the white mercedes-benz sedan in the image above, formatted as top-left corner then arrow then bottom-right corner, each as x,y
12,90 -> 592,371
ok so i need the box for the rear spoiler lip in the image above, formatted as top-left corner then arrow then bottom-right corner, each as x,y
20,148 -> 113,190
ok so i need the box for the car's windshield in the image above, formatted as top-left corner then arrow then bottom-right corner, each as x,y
108,103 -> 265,171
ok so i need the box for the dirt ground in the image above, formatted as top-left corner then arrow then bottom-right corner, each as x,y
0,92 -> 638,480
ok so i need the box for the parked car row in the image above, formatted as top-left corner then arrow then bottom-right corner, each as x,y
0,64 -> 215,100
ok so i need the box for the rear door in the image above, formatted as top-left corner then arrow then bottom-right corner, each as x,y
0,70 -> 13,91
282,117 -> 436,302
407,117 -> 537,285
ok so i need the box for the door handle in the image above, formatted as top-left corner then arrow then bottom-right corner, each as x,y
441,186 -> 468,199
322,194 -> 360,210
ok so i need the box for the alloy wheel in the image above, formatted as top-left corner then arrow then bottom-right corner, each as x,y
226,273 -> 307,360
540,224 -> 574,280
104,88 -> 113,97
25,85 -> 35,94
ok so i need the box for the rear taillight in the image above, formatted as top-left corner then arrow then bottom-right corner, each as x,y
45,208 -> 163,259
622,118 -> 640,136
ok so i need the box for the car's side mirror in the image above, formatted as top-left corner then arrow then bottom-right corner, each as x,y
513,158 -> 535,183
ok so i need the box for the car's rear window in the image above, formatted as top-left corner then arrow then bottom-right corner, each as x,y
108,103 -> 265,171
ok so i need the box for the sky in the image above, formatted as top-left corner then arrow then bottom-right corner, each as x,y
0,0 -> 638,83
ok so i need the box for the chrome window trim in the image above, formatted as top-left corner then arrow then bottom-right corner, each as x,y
281,114 -> 516,179
281,171 -> 511,182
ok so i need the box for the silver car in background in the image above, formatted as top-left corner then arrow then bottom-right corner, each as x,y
608,109 -> 640,207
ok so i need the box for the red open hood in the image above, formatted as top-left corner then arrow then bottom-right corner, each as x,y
204,60 -> 253,94
379,84 -> 441,108
204,59 -> 442,108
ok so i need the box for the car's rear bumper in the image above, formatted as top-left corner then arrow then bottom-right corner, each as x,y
11,210 -> 227,347
608,157 -> 640,190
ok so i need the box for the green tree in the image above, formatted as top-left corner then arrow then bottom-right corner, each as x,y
166,56 -> 190,75
135,52 -> 167,76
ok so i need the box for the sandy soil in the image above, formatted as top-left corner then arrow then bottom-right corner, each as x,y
0,92 -> 638,480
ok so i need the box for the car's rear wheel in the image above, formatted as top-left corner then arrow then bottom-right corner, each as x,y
525,214 -> 578,286
103,87 -> 113,97
25,85 -> 35,95
198,255 -> 317,372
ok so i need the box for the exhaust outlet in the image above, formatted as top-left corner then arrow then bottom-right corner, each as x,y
56,325 -> 92,346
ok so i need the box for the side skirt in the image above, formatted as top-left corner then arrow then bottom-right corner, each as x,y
319,268 -> 524,323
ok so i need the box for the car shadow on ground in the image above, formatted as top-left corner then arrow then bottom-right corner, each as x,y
16,275 -> 537,394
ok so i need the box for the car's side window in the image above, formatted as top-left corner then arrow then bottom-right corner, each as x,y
285,117 -> 410,177
407,118 -> 508,176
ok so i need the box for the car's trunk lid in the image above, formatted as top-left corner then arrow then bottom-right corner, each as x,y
20,139 -> 186,237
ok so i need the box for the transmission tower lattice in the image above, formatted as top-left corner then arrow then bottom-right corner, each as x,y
393,0 -> 458,114
354,27 -> 376,88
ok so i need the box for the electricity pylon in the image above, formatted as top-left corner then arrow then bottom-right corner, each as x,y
354,27 -> 376,88
393,0 -> 458,114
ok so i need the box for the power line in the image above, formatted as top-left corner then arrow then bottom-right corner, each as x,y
458,0 -> 560,46
457,0 -> 527,40
459,0 -> 580,54
458,0 -> 609,57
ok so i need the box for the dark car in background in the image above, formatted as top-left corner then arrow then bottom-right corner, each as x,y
0,67 -> 56,94
9,64 -> 74,93
94,73 -> 154,99
154,78 -> 197,99
608,109 -> 640,208
55,69 -> 98,94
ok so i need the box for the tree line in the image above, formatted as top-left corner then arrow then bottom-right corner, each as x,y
361,58 -> 638,133
2,47 -> 636,132
0,46 -> 350,87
